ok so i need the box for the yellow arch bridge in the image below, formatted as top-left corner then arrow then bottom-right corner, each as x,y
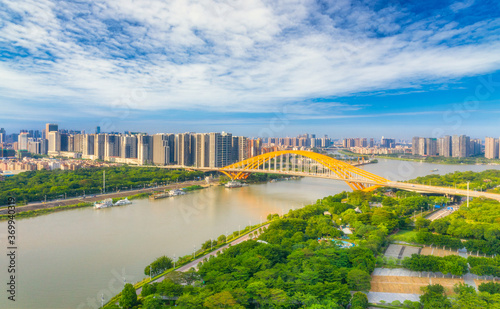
165,150 -> 500,200
219,150 -> 385,191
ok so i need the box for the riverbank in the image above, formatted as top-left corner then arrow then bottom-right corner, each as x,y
375,155 -> 500,165
0,179 -> 216,220
103,221 -> 272,308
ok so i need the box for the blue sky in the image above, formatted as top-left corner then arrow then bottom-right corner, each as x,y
1,0 -> 500,139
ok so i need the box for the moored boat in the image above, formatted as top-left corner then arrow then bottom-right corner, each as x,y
94,198 -> 113,209
225,181 -> 242,188
114,198 -> 132,206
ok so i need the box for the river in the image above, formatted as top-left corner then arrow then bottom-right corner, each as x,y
0,159 -> 499,308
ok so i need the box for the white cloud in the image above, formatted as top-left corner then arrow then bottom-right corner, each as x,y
0,0 -> 500,119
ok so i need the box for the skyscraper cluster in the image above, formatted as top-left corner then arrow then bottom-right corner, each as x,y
342,138 -> 376,148
266,134 -> 332,149
6,124 -> 263,167
412,135 -> 481,157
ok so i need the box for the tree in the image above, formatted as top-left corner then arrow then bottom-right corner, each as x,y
420,284 -> 451,309
231,288 -> 250,307
141,282 -> 157,297
144,255 -> 173,276
203,291 -> 238,308
217,234 -> 227,244
202,239 -> 215,250
347,269 -> 371,291
142,294 -> 164,309
440,255 -> 468,276
382,197 -> 398,207
415,217 -> 431,230
370,208 -> 397,231
158,279 -> 184,297
177,292 -> 206,309
348,247 -> 376,273
429,220 -> 450,234
119,283 -> 138,309
351,292 -> 369,309
452,283 -> 490,308
478,282 -> 500,294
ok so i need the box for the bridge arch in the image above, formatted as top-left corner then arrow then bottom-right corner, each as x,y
220,150 -> 388,191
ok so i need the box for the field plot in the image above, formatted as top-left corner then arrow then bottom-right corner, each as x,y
370,276 -> 464,295
420,247 -> 460,257
475,279 -> 499,286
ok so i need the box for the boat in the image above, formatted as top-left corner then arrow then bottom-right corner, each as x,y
94,198 -> 113,209
114,198 -> 132,206
169,189 -> 186,196
431,168 -> 438,172
225,181 -> 242,188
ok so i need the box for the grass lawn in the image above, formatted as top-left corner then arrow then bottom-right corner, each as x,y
389,229 -> 418,243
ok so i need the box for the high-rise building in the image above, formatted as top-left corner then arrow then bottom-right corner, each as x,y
452,135 -> 470,158
438,136 -> 452,157
152,134 -> 175,165
73,134 -> 83,153
45,123 -> 58,134
381,137 -> 396,148
209,132 -> 233,168
193,133 -> 210,168
175,133 -> 192,166
247,138 -> 262,158
27,138 -> 45,155
412,137 -> 420,155
425,138 -> 438,156
137,134 -> 153,165
418,138 -> 426,156
470,139 -> 482,156
485,137 -> 499,159
343,138 -> 355,148
220,132 -> 233,166
94,134 -> 106,160
18,132 -> 29,150
82,134 -> 95,156
121,135 -> 137,159
67,135 -> 74,152
237,136 -> 248,161
0,128 -> 5,144
48,131 -> 61,152
60,133 -> 70,152
231,136 -> 239,162
104,134 -> 120,158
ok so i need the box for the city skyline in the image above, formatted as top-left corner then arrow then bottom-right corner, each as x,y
1,0 -> 500,137
0,123 -> 496,141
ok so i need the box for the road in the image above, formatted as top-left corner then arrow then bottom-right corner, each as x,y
388,181 -> 500,201
136,223 -> 270,295
0,179 -> 216,215
425,204 -> 460,221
